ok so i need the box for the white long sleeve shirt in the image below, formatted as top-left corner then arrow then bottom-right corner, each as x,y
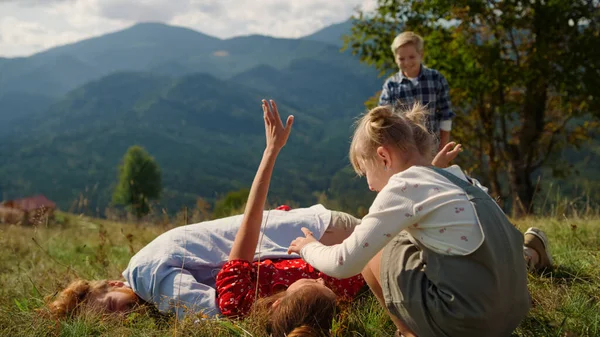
300,166 -> 487,279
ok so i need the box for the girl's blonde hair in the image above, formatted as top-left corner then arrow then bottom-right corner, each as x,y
350,103 -> 435,176
391,31 -> 424,54
250,286 -> 338,337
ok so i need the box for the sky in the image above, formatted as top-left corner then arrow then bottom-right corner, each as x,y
0,0 -> 377,57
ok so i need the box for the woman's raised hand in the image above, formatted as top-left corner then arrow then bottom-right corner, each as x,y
262,99 -> 294,152
227,100 -> 293,263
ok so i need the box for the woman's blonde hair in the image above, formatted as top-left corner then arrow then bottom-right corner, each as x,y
391,31 -> 424,54
250,286 -> 338,337
349,103 -> 435,176
46,279 -> 110,318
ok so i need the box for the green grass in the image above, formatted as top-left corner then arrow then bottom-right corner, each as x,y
0,213 -> 599,336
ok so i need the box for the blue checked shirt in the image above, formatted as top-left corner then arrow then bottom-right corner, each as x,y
378,65 -> 454,135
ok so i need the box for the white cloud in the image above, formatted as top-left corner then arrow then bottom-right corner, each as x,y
0,0 -> 377,57
0,16 -> 90,56
174,0 -> 374,39
97,0 -> 192,22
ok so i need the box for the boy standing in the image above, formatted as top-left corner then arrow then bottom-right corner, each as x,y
379,32 -> 454,150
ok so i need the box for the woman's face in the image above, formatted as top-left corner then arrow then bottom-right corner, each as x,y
87,281 -> 139,314
286,278 -> 336,300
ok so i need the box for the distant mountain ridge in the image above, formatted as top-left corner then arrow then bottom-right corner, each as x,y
303,20 -> 354,46
0,20 -> 380,212
0,21 -> 368,139
0,22 -> 358,98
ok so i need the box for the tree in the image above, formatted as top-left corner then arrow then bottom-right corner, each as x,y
113,145 -> 162,220
345,0 -> 600,216
213,188 -> 250,218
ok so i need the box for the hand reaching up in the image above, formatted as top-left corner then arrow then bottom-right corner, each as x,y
263,99 -> 294,152
432,141 -> 462,168
227,99 -> 293,263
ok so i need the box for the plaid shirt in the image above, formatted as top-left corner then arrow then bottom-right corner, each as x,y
378,65 -> 454,135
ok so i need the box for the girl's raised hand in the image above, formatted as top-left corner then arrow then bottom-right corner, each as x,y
432,141 -> 462,168
263,99 -> 294,152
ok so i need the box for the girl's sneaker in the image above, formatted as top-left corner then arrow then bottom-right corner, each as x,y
524,227 -> 553,272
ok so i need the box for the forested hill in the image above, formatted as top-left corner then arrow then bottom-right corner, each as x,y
0,21 -> 380,213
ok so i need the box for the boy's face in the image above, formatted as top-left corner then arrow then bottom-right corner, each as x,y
394,44 -> 423,76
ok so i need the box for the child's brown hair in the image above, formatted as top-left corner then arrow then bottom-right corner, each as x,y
250,286 -> 338,337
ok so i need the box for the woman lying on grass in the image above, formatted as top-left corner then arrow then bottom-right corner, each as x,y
47,100 -> 369,336
45,204 -> 363,318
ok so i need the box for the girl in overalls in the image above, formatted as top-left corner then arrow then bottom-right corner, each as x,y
289,103 -> 551,337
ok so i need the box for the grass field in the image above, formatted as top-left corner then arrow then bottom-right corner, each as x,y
0,212 -> 598,336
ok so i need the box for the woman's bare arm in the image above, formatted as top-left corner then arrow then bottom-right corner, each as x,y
228,99 -> 293,262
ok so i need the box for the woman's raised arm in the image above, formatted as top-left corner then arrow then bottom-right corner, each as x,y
228,99 -> 293,262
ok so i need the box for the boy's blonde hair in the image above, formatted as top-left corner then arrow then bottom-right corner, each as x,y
350,103 -> 435,176
391,31 -> 424,54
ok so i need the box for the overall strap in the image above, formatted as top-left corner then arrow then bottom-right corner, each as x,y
425,166 -> 489,200
426,166 -> 472,190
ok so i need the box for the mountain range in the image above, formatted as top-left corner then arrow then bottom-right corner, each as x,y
0,20 -> 379,213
